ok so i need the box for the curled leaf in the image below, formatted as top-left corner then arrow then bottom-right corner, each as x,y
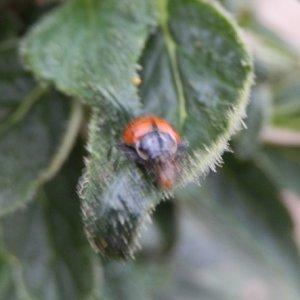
140,0 -> 253,182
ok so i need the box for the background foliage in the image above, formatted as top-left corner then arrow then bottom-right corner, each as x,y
0,0 -> 300,299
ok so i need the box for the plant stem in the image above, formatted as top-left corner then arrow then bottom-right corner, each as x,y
0,83 -> 48,137
38,100 -> 84,184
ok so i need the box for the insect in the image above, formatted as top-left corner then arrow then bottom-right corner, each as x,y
116,115 -> 188,190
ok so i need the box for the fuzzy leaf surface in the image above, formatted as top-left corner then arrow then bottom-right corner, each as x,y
140,0 -> 253,182
79,0 -> 253,258
79,111 -> 161,259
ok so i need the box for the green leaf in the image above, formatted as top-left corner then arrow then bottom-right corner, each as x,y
0,142 -> 102,300
79,0 -> 253,258
21,0 -> 157,113
0,40 -> 36,122
79,110 -> 162,259
256,145 -> 300,197
140,0 -> 253,182
0,42 -> 80,216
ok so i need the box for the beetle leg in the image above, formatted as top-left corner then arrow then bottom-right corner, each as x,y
112,156 -> 120,171
178,140 -> 189,151
114,143 -> 147,165
107,143 -> 117,161
176,140 -> 189,157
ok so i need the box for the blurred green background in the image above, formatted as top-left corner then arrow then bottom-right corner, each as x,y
1,0 -> 300,299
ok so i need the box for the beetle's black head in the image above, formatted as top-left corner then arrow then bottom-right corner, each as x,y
135,131 -> 178,162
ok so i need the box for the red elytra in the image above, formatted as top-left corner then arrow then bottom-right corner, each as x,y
119,115 -> 187,190
122,115 -> 181,146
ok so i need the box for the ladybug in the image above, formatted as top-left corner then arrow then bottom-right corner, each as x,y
117,116 -> 188,190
